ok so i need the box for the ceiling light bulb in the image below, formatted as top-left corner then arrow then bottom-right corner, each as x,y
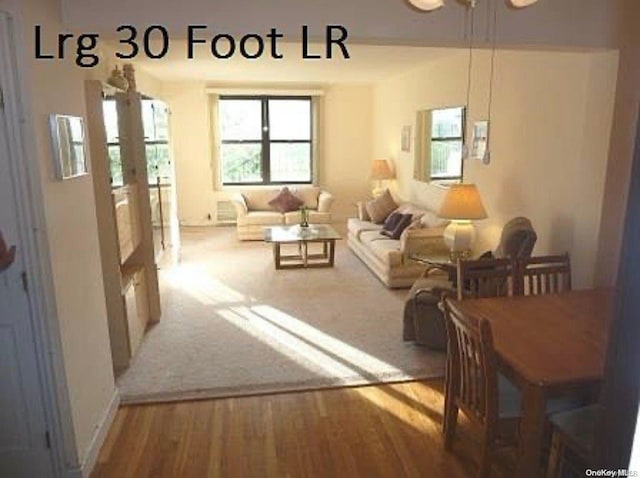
510,0 -> 539,7
407,0 -> 444,11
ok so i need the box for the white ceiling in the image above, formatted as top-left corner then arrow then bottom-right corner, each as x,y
111,42 -> 463,84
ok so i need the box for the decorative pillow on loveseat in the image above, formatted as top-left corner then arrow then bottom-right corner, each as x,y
365,189 -> 398,224
268,187 -> 304,213
381,213 -> 413,240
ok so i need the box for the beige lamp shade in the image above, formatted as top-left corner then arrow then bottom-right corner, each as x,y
371,160 -> 395,180
439,183 -> 488,220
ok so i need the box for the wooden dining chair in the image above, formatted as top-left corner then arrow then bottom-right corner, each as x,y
515,253 -> 572,296
441,296 -> 521,478
456,257 -> 514,300
546,405 -> 599,477
441,296 -> 585,477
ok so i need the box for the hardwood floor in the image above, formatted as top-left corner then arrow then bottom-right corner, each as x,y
92,379 -> 514,478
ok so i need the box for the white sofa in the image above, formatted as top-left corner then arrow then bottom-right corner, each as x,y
347,202 -> 449,288
230,187 -> 334,240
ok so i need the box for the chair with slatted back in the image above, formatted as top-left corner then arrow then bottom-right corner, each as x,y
516,253 -> 571,296
442,295 -> 586,477
456,257 -> 514,300
441,296 -> 520,478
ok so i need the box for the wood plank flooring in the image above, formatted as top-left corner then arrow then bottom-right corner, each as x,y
92,379 -> 515,478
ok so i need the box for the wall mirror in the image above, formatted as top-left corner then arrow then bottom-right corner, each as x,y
414,106 -> 465,184
49,114 -> 88,180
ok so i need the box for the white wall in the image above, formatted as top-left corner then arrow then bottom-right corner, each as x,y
163,82 -> 373,225
319,84 -> 372,222
2,0 -> 116,469
163,81 -> 217,226
373,48 -> 618,288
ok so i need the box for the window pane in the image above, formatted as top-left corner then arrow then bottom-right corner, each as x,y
431,140 -> 463,179
146,144 -> 171,183
221,143 -> 263,183
220,100 -> 262,140
107,145 -> 123,186
103,100 -> 119,143
270,143 -> 311,183
268,100 -> 311,140
432,107 -> 463,139
142,100 -> 169,141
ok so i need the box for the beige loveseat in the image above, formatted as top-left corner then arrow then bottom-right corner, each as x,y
231,187 -> 334,240
347,202 -> 449,288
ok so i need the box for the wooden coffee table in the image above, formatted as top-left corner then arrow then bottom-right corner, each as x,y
263,224 -> 342,270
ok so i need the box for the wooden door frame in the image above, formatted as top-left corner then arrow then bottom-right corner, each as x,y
0,10 -> 76,477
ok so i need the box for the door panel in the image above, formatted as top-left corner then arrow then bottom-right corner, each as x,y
0,11 -> 54,477
0,327 -> 30,450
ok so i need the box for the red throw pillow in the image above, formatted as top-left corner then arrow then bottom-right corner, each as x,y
268,187 -> 304,213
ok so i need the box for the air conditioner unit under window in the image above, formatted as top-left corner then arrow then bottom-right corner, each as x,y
215,200 -> 237,225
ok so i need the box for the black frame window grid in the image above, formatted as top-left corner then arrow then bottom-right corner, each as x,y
430,106 -> 465,182
219,95 -> 313,186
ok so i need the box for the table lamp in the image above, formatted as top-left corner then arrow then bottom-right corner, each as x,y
438,183 -> 488,260
371,159 -> 395,197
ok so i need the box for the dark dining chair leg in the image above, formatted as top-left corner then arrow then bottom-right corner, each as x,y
478,431 -> 493,478
478,428 -> 494,478
443,344 -> 458,448
443,404 -> 458,450
546,432 -> 564,478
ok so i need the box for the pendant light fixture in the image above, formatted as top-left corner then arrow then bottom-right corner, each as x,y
510,0 -> 538,7
407,0 -> 444,11
407,0 -> 538,163
407,0 -> 538,10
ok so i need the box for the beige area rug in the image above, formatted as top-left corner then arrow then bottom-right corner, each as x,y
116,226 -> 445,404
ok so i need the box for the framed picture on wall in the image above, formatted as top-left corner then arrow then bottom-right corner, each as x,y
49,114 -> 89,180
471,120 -> 489,162
401,125 -> 411,152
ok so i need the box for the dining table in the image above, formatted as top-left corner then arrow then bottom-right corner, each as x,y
452,288 -> 615,478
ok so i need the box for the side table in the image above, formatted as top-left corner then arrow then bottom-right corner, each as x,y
408,253 -> 457,282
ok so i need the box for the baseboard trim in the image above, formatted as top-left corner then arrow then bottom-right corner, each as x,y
67,389 -> 120,478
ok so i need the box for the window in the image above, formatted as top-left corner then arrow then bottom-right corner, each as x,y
430,106 -> 464,182
103,97 -> 171,187
103,99 -> 123,185
141,99 -> 171,185
219,96 -> 313,185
